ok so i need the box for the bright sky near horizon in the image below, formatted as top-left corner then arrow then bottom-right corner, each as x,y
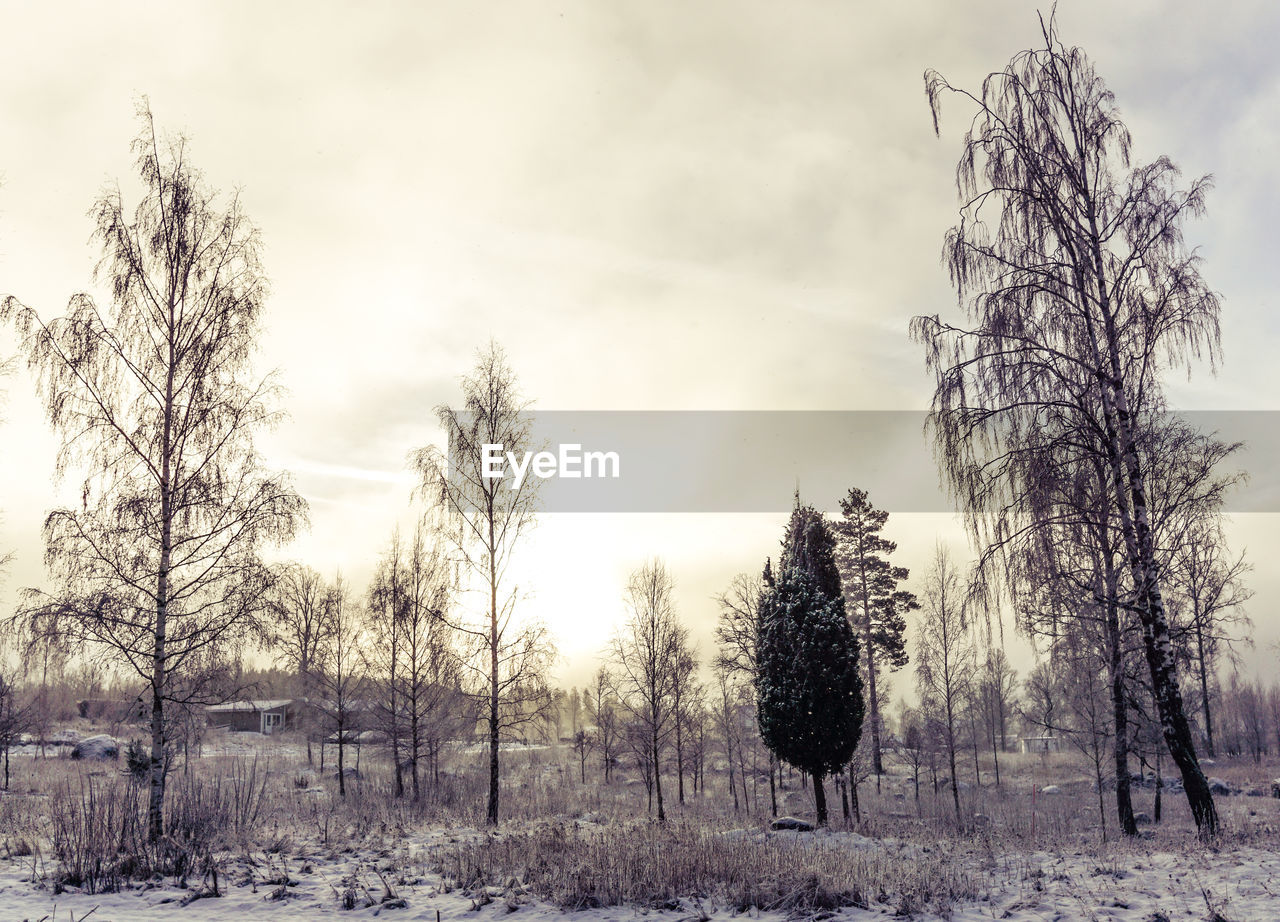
1,1 -> 1278,695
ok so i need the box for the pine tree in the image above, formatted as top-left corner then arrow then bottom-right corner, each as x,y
833,488 -> 918,779
756,500 -> 863,827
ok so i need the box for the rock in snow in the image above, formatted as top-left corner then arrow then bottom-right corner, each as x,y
1207,777 -> 1235,796
70,735 -> 119,761
770,816 -> 815,832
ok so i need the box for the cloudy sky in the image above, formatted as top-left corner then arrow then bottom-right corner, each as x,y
1,1 -> 1277,691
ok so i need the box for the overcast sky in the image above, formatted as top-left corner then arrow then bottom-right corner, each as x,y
1,1 -> 1277,692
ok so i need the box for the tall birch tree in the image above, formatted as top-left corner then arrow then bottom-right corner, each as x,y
915,15 -> 1225,834
412,341 -> 553,825
2,105 -> 303,839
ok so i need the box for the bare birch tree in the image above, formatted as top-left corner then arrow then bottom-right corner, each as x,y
313,575 -> 365,797
1166,520 -> 1252,757
916,15 -> 1226,834
399,518 -> 459,799
915,544 -> 973,825
670,643 -> 698,806
270,561 -> 333,765
367,531 -> 410,796
589,665 -> 621,783
713,569 -> 784,815
412,340 -> 552,825
1,105 -> 303,839
610,558 -> 689,824
0,666 -> 32,790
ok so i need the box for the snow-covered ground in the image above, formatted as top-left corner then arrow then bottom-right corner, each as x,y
2,832 -> 1277,921
4,733 -> 1278,921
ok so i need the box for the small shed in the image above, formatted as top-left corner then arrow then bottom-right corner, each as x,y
1019,735 -> 1063,754
205,699 -> 294,735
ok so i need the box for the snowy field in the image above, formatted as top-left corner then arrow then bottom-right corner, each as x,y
4,832 -> 1279,921
2,729 -> 1278,922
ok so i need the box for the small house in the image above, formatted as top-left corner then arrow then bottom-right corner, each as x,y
205,699 -> 294,735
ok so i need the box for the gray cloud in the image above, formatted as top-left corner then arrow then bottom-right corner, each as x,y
1,0 -> 1276,683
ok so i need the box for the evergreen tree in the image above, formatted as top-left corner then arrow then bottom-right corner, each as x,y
756,500 -> 863,826
833,488 -> 918,778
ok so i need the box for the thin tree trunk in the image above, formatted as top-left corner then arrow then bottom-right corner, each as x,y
411,705 -> 421,802
147,295 -> 180,845
653,733 -> 666,823
857,557 -> 884,778
1090,233 -> 1217,835
1196,618 -> 1215,757
947,740 -> 961,824
148,533 -> 171,841
337,728 -> 346,796
728,739 -> 739,812
813,772 -> 828,827
1105,588 -> 1138,836
676,718 -> 685,806
487,539 -> 500,826
1096,753 -> 1108,843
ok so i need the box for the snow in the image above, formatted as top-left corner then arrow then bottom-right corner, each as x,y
3,833 -> 1279,921
2,734 -> 1277,921
70,734 -> 120,761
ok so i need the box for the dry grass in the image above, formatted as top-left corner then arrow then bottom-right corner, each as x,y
6,729 -> 1280,914
46,756 -> 270,893
429,819 -> 977,915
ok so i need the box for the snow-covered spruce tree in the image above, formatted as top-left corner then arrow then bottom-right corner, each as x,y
755,500 -> 863,827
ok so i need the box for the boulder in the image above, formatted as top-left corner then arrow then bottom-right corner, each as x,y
770,816 -> 815,832
1206,777 -> 1234,796
70,734 -> 119,761
1270,779 -> 1280,799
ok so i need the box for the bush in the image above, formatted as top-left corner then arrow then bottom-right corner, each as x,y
124,739 -> 149,782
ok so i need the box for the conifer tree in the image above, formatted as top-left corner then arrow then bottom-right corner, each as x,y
834,487 -> 917,779
756,500 -> 863,826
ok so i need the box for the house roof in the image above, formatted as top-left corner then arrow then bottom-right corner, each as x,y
205,699 -> 293,713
